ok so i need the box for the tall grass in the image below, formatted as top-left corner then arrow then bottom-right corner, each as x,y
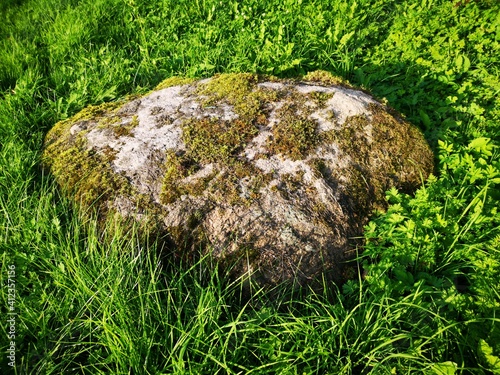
1,0 -> 499,373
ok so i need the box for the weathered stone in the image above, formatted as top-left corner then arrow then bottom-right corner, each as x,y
42,72 -> 434,289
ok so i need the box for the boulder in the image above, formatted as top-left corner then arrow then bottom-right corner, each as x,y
42,72 -> 434,288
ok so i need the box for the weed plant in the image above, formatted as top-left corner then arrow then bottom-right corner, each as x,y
0,0 -> 499,373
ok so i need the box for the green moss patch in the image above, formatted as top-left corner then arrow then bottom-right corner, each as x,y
112,115 -> 139,137
159,73 -> 283,206
313,102 -> 433,216
207,161 -> 273,205
160,150 -> 213,205
303,70 -> 349,87
43,133 -> 131,215
44,102 -> 122,145
155,76 -> 196,90
266,88 -> 334,160
196,73 -> 279,121
197,73 -> 258,105
182,117 -> 258,164
267,100 -> 320,160
42,102 -> 154,229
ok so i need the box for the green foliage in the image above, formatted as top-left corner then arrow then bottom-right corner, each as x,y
364,137 -> 499,304
0,0 -> 499,373
361,137 -> 500,369
478,339 -> 500,374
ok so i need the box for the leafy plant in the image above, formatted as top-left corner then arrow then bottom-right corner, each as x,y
360,137 -> 499,368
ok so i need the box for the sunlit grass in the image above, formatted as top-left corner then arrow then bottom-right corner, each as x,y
0,0 -> 499,373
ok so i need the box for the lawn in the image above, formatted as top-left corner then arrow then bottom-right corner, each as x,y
0,0 -> 499,373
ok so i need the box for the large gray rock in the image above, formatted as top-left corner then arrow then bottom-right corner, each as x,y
43,72 -> 434,288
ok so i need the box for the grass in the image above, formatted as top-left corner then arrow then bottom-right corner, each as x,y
0,0 -> 499,373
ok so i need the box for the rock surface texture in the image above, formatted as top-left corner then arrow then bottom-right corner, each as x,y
43,72 -> 434,288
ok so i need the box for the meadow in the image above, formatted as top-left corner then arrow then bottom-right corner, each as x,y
0,0 -> 499,373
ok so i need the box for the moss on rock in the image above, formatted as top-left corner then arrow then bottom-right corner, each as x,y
182,117 -> 257,163
267,101 -> 319,160
303,70 -> 349,87
43,132 -> 131,215
155,76 -> 196,90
